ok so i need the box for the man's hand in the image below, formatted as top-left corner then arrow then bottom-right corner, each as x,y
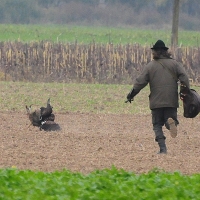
126,93 -> 134,103
125,88 -> 139,103
126,88 -> 137,103
180,93 -> 185,100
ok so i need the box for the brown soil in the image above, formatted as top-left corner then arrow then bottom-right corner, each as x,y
0,111 -> 200,175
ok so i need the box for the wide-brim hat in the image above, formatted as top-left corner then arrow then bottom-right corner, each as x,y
151,40 -> 169,50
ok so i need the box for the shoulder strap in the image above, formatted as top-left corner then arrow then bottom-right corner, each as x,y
156,60 -> 178,82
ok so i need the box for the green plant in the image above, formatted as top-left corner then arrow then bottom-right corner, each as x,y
0,167 -> 200,200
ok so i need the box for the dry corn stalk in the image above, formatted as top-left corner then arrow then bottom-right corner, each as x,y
0,41 -> 199,84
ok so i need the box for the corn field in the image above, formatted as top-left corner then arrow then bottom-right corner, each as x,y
0,41 -> 200,84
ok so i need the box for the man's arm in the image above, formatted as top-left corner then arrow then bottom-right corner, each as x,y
126,66 -> 149,103
177,63 -> 190,88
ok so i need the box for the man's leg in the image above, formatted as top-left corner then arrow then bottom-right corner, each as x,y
151,108 -> 167,154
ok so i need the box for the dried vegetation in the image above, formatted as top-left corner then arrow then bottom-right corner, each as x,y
0,41 -> 200,84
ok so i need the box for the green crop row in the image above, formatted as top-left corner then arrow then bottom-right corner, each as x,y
0,24 -> 200,46
0,167 -> 200,200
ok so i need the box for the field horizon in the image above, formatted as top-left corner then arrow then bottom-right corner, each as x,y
0,24 -> 200,47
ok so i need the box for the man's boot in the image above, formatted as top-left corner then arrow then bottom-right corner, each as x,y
157,139 -> 167,154
166,118 -> 177,138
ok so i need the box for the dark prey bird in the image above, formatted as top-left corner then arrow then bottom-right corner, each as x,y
40,98 -> 55,122
26,98 -> 55,130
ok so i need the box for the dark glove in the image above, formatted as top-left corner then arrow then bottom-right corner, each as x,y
126,88 -> 138,103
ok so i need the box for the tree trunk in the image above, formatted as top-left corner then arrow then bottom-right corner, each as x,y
171,0 -> 180,49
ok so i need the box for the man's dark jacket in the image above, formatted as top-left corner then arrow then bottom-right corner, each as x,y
133,57 -> 189,109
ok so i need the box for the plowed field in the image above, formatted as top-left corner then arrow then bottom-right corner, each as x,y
1,112 -> 200,175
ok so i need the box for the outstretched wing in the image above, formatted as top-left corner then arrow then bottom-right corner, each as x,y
40,98 -> 53,121
31,110 -> 42,126
26,105 -> 41,127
